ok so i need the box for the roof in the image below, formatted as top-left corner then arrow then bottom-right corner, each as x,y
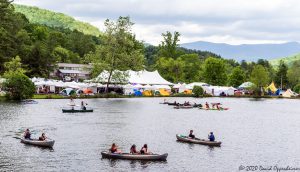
94,70 -> 173,85
57,63 -> 92,68
59,69 -> 81,74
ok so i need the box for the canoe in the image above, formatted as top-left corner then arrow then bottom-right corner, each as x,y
62,108 -> 93,113
174,105 -> 193,109
199,107 -> 229,111
159,102 -> 169,104
168,102 -> 179,106
101,151 -> 168,161
176,134 -> 221,146
21,138 -> 55,148
193,104 -> 202,108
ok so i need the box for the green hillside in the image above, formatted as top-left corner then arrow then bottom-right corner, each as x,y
13,4 -> 101,36
269,53 -> 300,67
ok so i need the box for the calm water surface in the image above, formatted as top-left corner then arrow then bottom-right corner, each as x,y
0,97 -> 299,172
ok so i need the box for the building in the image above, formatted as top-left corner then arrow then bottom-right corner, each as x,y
51,63 -> 92,81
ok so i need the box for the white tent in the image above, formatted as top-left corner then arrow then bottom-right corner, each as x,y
238,82 -> 254,89
202,86 -> 236,96
94,70 -> 173,85
187,82 -> 210,88
282,89 -> 298,98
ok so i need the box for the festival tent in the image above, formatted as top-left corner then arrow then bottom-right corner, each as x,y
187,82 -> 210,88
153,85 -> 171,90
134,90 -> 142,96
178,83 -> 193,93
202,86 -> 236,96
159,89 -> 170,96
266,82 -> 277,93
143,90 -> 153,96
238,82 -> 254,89
282,89 -> 298,98
61,88 -> 76,96
94,70 -> 173,85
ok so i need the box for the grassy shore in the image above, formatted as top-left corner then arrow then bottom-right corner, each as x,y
1,94 -> 299,100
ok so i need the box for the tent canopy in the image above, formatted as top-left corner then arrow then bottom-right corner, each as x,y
94,70 -> 173,85
238,82 -> 254,88
267,82 -> 277,93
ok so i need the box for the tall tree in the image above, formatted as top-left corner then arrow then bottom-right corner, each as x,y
158,31 -> 180,59
92,16 -> 144,93
177,54 -> 202,83
228,66 -> 246,87
274,60 -> 288,89
203,57 -> 227,85
250,65 -> 269,96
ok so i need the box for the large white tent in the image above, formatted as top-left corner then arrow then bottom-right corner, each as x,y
93,70 -> 173,85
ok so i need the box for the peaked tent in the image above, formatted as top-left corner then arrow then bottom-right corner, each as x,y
94,70 -> 173,85
282,89 -> 298,98
266,82 -> 277,93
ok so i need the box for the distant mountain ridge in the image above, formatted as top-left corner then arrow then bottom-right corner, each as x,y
181,41 -> 300,62
14,4 -> 101,36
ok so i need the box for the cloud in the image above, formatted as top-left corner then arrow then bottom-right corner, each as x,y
14,0 -> 300,45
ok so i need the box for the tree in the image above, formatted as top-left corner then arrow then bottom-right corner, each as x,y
250,65 -> 269,96
203,57 -> 227,85
92,16 -> 144,93
274,60 -> 288,89
3,56 -> 35,100
287,60 -> 300,88
228,66 -> 246,87
192,86 -> 204,97
155,57 -> 184,83
158,31 -> 180,59
177,54 -> 202,83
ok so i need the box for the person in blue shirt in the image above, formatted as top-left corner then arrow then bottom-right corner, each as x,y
208,132 -> 215,141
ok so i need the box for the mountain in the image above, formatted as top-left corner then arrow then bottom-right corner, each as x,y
269,53 -> 300,67
13,4 -> 101,36
181,41 -> 300,62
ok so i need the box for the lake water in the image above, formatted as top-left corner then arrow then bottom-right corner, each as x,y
0,98 -> 299,172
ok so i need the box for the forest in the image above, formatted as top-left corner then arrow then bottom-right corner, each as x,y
1,0 -> 300,94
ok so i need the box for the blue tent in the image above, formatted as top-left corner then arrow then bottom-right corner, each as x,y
134,90 -> 142,96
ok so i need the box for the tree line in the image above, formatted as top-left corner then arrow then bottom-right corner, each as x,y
1,0 -> 300,100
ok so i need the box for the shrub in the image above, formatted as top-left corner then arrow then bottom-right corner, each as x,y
192,86 -> 204,97
3,73 -> 35,100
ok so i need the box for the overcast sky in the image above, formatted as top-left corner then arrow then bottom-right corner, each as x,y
14,0 -> 300,45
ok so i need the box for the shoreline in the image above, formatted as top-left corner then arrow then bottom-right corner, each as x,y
1,94 -> 299,101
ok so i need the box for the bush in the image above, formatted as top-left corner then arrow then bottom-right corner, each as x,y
192,86 -> 204,97
293,84 -> 300,94
3,73 -> 35,100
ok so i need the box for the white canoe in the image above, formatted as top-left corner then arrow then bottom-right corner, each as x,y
176,134 -> 221,146
21,138 -> 55,148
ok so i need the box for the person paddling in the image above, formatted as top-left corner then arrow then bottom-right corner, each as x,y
205,102 -> 210,109
24,129 -> 31,140
81,101 -> 87,110
110,143 -> 122,154
189,130 -> 195,139
140,144 -> 151,154
69,98 -> 75,110
130,144 -> 139,154
39,133 -> 47,141
208,132 -> 215,141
